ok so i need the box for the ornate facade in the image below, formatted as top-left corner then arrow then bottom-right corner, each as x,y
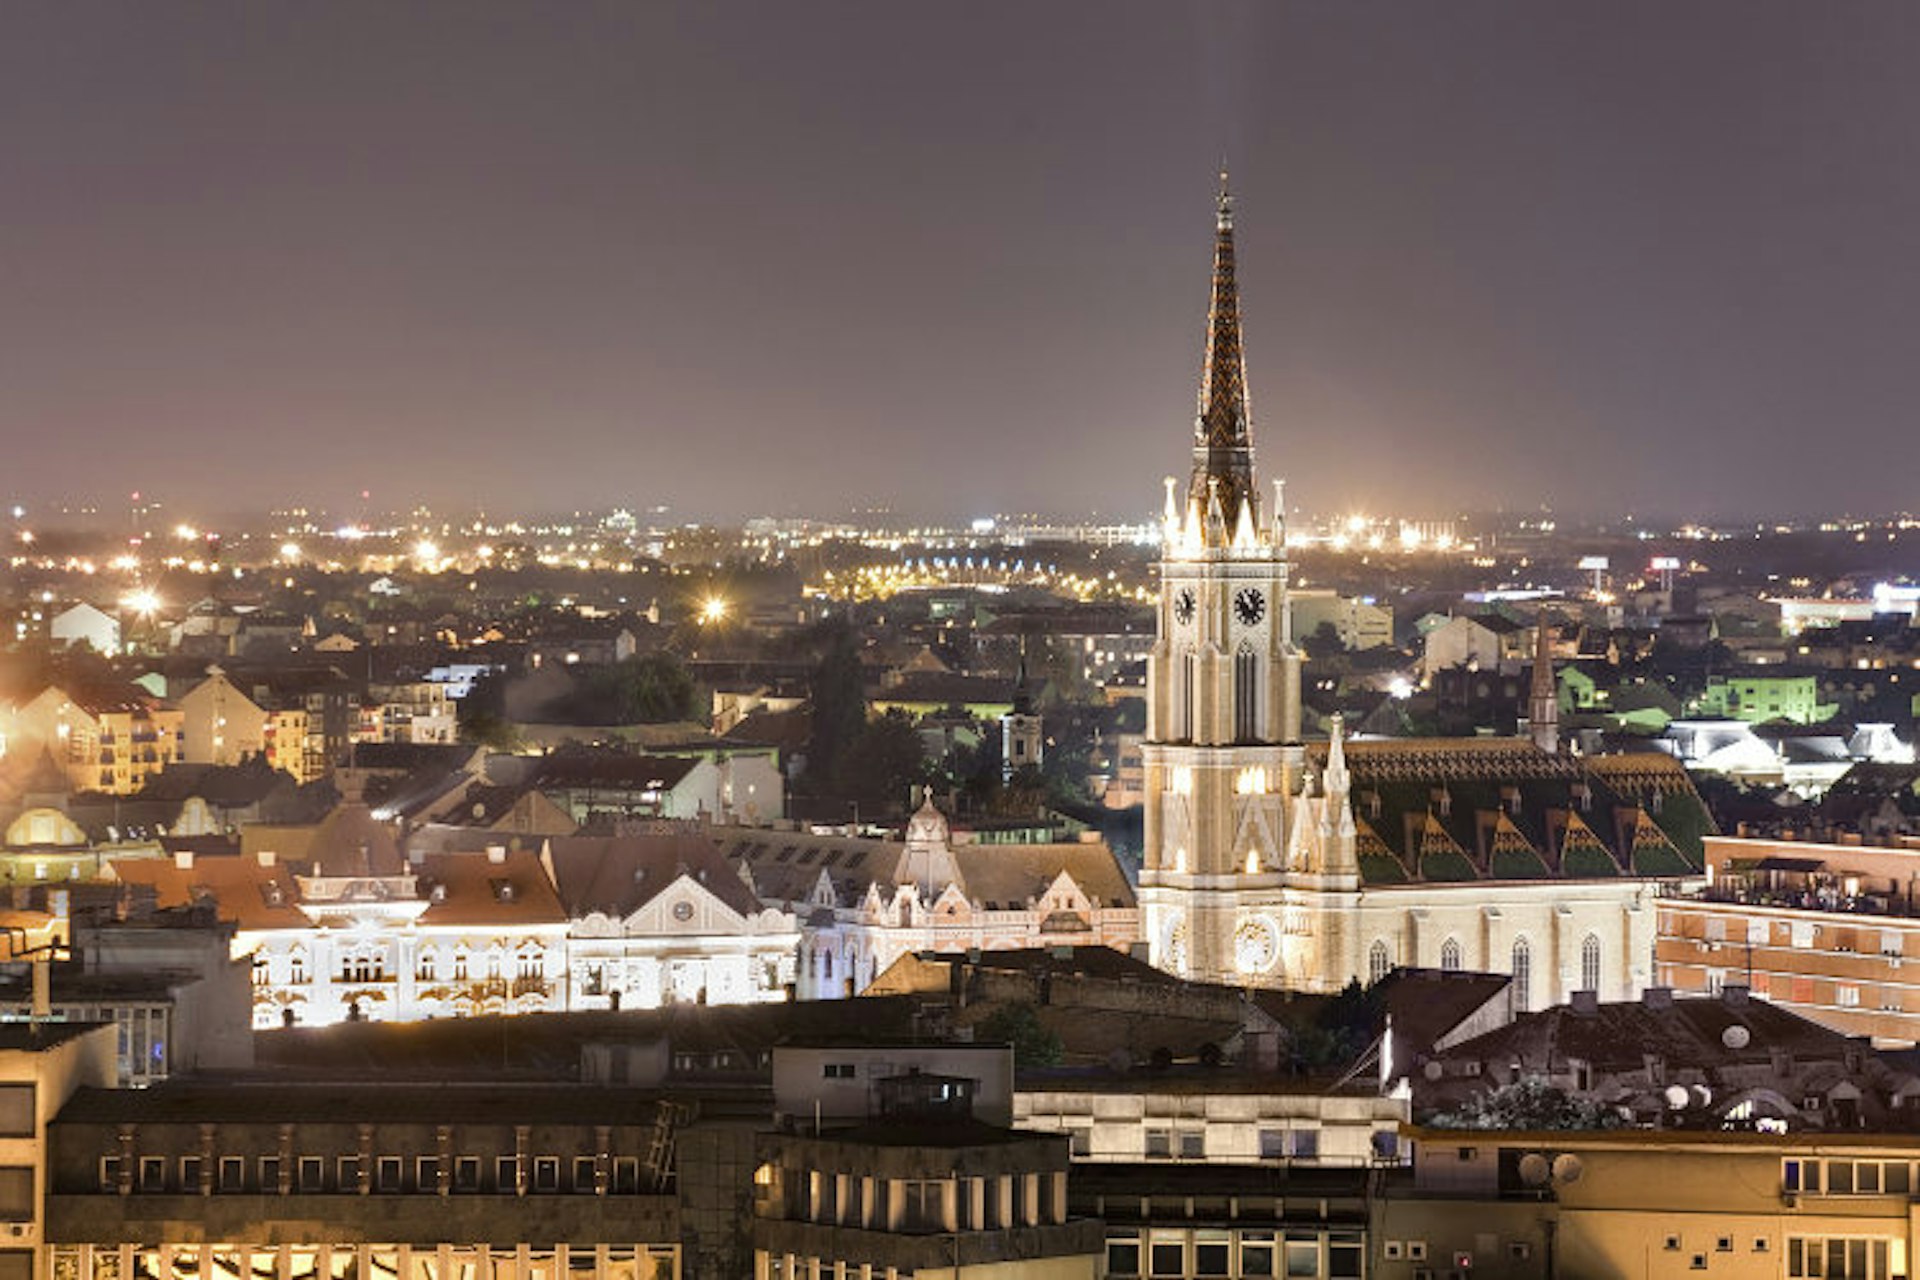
1139,178 -> 1712,1001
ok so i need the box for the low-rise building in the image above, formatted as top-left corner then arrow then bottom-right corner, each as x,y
45,1084 -> 684,1280
1659,834 -> 1920,1044
753,1056 -> 1101,1280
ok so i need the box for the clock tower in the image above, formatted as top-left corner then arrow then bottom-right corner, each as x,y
1139,174 -> 1332,988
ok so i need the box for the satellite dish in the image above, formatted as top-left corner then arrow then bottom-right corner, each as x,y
1722,1025 -> 1751,1049
1518,1152 -> 1551,1186
1665,1084 -> 1691,1110
1423,1060 -> 1444,1080
1551,1153 -> 1585,1184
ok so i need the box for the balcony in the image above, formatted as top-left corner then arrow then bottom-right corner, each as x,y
1695,883 -> 1919,921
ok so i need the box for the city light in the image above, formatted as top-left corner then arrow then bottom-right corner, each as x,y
700,596 -> 729,624
120,587 -> 160,616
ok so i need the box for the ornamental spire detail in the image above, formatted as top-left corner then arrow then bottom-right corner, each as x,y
1189,169 -> 1259,539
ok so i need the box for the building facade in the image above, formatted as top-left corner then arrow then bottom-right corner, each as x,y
1658,834 -> 1920,1045
1136,179 -> 1712,1000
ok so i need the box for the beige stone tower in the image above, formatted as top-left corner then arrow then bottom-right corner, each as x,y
1138,174 -> 1314,987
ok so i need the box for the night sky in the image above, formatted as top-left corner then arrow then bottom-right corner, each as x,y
5,3 -> 1918,524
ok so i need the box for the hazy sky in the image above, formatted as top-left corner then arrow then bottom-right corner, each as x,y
4,3 -> 1918,524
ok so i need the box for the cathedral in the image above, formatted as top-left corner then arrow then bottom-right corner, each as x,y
1138,178 -> 1713,1007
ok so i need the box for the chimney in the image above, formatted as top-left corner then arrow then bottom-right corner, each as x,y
486,845 -> 507,865
1642,986 -> 1674,1011
1570,989 -> 1599,1016
1721,984 -> 1751,1007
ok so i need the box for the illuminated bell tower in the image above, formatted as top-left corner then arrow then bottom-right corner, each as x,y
1139,174 -> 1307,988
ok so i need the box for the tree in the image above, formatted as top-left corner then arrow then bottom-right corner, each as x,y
832,709 -> 930,809
1426,1077 -> 1623,1131
805,622 -> 866,790
976,1002 -> 1063,1068
566,652 -> 697,724
1303,620 -> 1346,661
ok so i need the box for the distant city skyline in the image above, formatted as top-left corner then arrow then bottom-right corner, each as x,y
5,3 -> 1920,523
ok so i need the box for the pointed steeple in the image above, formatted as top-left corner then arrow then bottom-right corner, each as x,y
1189,169 -> 1259,540
1527,610 -> 1560,755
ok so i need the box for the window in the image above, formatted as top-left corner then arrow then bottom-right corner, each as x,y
1195,1233 -> 1232,1277
1291,1130 -> 1319,1161
139,1156 -> 167,1192
453,1157 -> 481,1193
1106,1237 -> 1142,1278
258,1156 -> 282,1193
1234,648 -> 1258,742
898,1179 -> 947,1231
99,1157 -> 123,1191
495,1155 -> 521,1192
1258,1129 -> 1286,1159
1240,1234 -> 1275,1277
1369,940 -> 1392,985
1145,1129 -> 1172,1159
1178,1130 -> 1205,1159
1441,937 -> 1462,972
376,1157 -> 403,1193
179,1156 -> 204,1190
1511,936 -> 1533,1013
0,1087 -> 33,1138
1788,1236 -> 1892,1279
822,1063 -> 856,1079
218,1156 -> 245,1192
337,1156 -> 362,1191
532,1157 -> 560,1193
1150,1238 -> 1185,1278
611,1157 -> 640,1194
0,1169 -> 32,1221
1581,933 -> 1602,994
297,1156 -> 324,1191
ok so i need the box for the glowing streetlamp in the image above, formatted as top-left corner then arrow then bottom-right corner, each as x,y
700,596 -> 728,625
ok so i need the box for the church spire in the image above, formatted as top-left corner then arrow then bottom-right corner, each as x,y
1527,609 -> 1560,755
1189,169 -> 1259,539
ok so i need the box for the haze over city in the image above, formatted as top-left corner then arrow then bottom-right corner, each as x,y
6,2 -> 1919,523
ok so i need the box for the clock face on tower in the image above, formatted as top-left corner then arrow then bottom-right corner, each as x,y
1173,589 -> 1196,625
1233,587 -> 1266,626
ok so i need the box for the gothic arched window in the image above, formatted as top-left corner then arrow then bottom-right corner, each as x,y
1368,940 -> 1392,985
1512,936 -> 1533,1013
1440,937 -> 1461,972
1234,646 -> 1258,742
1581,933 -> 1602,995
1182,651 -> 1197,741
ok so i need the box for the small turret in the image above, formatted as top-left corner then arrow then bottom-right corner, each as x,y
1526,610 -> 1560,755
